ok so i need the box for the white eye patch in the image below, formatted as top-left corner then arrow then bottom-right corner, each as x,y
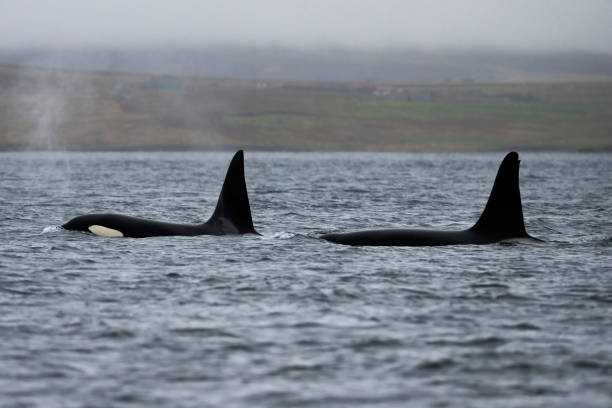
88,225 -> 124,237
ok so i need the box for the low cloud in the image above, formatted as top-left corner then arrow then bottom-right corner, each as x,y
1,0 -> 612,53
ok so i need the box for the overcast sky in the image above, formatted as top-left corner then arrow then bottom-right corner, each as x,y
1,0 -> 612,53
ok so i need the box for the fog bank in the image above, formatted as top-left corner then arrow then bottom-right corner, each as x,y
2,0 -> 612,53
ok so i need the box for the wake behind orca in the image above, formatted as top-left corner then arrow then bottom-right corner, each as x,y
63,150 -> 258,238
321,152 -> 540,246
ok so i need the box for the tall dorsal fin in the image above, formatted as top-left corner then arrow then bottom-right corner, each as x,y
207,150 -> 257,234
470,152 -> 528,238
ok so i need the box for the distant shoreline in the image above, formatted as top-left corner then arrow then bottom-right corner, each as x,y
3,146 -> 610,153
1,64 -> 611,152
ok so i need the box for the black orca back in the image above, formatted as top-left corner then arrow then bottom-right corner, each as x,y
470,152 -> 528,239
320,151 -> 538,246
206,150 -> 258,234
62,150 -> 258,237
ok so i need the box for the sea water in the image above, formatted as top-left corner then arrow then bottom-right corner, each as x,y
1,151 -> 610,407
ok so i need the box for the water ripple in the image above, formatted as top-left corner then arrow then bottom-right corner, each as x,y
1,151 -> 611,408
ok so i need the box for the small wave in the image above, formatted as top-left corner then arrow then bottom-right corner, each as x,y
343,187 -> 370,193
498,237 -> 545,245
165,374 -> 217,383
93,329 -> 136,339
113,393 -> 145,404
571,359 -> 612,371
587,294 -> 612,303
534,219 -> 564,234
502,322 -> 541,331
514,385 -> 566,396
400,288 -> 440,298
259,231 -> 297,240
596,236 -> 612,246
496,292 -> 530,301
41,225 -> 61,234
350,337 -> 402,350
42,361 -> 90,376
453,292 -> 529,301
470,283 -> 509,289
290,321 -> 323,329
260,231 -> 315,240
0,287 -> 35,296
502,362 -> 539,372
267,363 -> 327,377
573,235 -> 611,245
414,357 -> 458,371
170,327 -> 239,338
429,336 -> 507,348
547,235 -> 611,245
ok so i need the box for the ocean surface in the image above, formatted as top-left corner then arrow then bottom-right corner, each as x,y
1,151 -> 610,408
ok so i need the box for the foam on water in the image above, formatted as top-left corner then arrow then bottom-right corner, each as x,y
41,225 -> 61,234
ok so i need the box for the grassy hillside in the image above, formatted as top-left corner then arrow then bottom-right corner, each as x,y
1,64 -> 611,151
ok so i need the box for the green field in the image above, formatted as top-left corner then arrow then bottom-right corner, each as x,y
1,64 -> 611,151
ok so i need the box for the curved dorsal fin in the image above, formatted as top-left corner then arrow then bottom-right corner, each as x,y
470,152 -> 527,238
207,150 -> 257,234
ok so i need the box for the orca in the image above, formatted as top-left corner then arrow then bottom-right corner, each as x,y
63,150 -> 258,238
320,152 -> 540,246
